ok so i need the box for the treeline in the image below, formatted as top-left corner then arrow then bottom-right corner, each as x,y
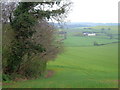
2,1 -> 72,81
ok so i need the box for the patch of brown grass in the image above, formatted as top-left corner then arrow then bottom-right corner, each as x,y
44,70 -> 55,78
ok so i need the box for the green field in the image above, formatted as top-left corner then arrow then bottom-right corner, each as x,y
64,36 -> 118,47
3,26 -> 118,88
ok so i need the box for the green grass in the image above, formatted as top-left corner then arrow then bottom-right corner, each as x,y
64,36 -> 118,47
3,43 -> 118,88
3,25 -> 118,88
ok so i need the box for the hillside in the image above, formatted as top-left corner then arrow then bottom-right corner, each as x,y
3,25 -> 118,88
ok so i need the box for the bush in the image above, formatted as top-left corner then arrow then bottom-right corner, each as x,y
18,55 -> 47,78
2,24 -> 15,72
2,74 -> 11,81
10,73 -> 24,80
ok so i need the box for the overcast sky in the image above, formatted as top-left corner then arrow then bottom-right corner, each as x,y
67,0 -> 119,23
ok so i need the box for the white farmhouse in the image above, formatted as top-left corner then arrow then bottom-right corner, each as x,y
87,33 -> 96,36
83,32 -> 96,36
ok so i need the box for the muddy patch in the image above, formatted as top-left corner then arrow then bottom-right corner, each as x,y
44,70 -> 55,78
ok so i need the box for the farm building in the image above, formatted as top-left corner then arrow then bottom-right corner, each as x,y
83,32 -> 96,36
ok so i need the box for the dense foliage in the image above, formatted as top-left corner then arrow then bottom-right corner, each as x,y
2,1 -> 71,80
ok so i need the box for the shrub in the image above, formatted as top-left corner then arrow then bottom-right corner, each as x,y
2,74 -> 11,81
19,57 -> 47,78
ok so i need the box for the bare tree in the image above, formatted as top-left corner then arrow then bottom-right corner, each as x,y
1,0 -> 18,23
32,20 -> 63,60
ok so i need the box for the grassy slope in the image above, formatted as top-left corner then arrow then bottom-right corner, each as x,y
3,43 -> 118,88
3,25 -> 118,88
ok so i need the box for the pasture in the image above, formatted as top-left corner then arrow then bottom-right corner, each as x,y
3,25 -> 118,88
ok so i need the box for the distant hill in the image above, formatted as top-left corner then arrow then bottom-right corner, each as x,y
53,22 -> 118,29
